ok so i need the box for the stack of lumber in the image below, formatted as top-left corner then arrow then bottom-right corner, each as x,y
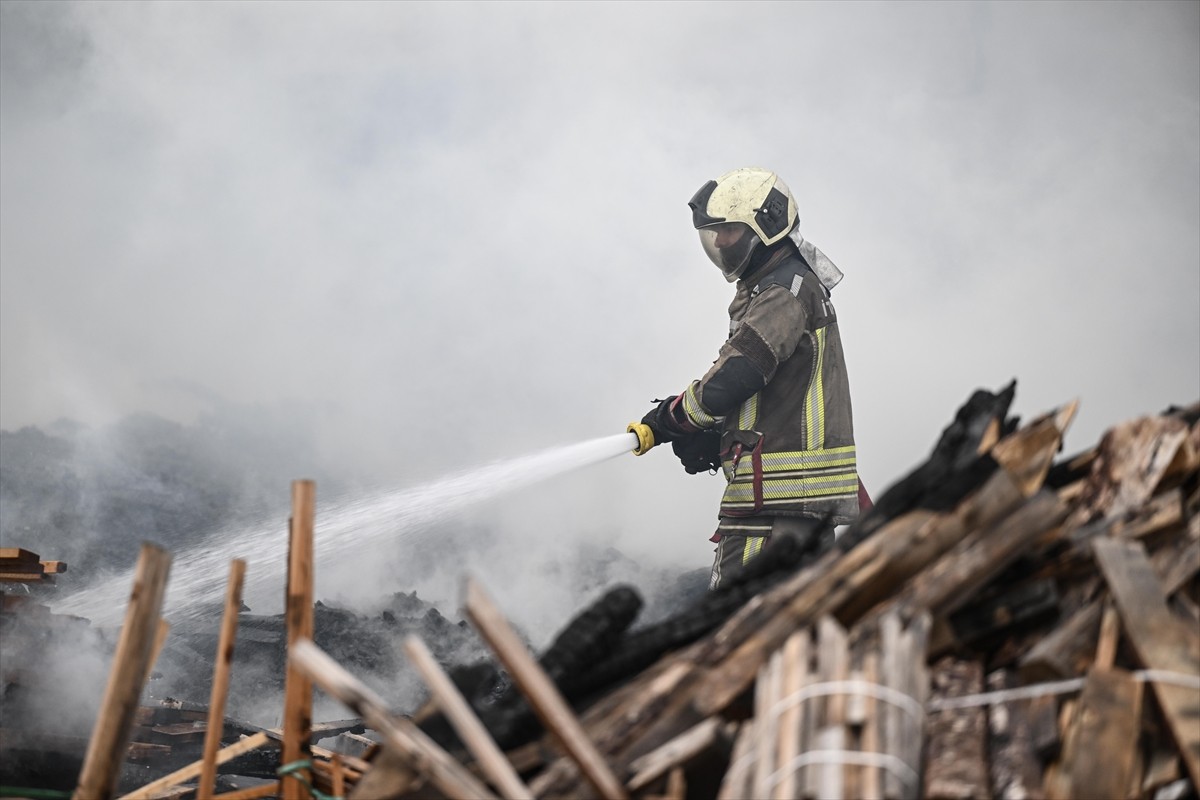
0,546 -> 67,586
312,387 -> 1198,800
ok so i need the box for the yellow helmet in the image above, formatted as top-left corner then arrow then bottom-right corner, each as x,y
688,167 -> 799,281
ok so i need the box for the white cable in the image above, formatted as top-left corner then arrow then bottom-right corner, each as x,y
766,749 -> 920,791
769,679 -> 926,725
927,669 -> 1200,712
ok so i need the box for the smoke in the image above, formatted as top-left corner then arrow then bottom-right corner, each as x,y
1,0 -> 1197,749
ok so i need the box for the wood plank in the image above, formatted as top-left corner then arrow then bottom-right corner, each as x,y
715,722 -> 753,800
464,577 -> 628,800
1022,532 -> 1198,683
199,558 -> 247,798
627,717 -> 724,792
771,631 -> 806,800
282,480 -> 315,800
402,633 -> 532,800
985,669 -> 1045,800
1065,415 -> 1190,532
117,732 -> 271,800
211,782 -> 280,800
1053,668 -> 1143,800
0,571 -> 50,582
1092,537 -> 1200,787
75,543 -> 172,800
859,652 -> 883,800
924,657 -> 988,800
290,638 -> 497,800
751,649 -> 783,800
0,547 -> 40,562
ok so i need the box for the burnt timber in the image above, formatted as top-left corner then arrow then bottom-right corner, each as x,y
1,384 -> 1198,798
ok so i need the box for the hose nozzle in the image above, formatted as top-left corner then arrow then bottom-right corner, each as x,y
627,422 -> 655,456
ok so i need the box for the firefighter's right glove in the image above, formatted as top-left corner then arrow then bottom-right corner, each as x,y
672,429 -> 722,474
640,395 -> 695,447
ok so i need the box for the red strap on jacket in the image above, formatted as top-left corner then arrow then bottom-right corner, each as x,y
858,478 -> 873,514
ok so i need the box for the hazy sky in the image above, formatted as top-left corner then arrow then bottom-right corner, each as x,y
3,1 -> 1198,602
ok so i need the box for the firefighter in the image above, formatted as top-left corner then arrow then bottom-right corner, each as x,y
637,167 -> 860,589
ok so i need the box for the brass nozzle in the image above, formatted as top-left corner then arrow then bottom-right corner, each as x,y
627,422 -> 655,456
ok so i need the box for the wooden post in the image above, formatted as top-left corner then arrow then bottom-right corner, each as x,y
199,558 -> 247,798
74,543 -> 172,800
464,576 -> 630,800
283,480 -> 315,800
402,634 -> 533,799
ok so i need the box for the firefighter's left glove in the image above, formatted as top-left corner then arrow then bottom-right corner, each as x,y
672,429 -> 722,474
641,396 -> 695,447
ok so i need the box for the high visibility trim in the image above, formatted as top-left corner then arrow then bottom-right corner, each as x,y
723,474 -> 861,498
738,392 -> 759,430
721,470 -> 860,507
742,535 -> 766,565
804,327 -> 827,448
682,381 -> 718,428
723,446 -> 856,473
758,446 -> 856,471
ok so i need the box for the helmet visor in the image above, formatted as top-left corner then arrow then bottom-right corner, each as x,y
698,222 -> 759,282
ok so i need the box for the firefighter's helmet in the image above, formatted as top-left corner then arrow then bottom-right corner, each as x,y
688,167 -> 799,281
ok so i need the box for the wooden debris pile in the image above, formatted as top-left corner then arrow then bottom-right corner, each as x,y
326,386 -> 1198,800
2,384 -> 1196,799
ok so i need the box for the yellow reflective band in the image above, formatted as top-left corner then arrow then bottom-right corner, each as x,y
738,392 -> 759,430
804,327 -> 827,447
723,447 -> 856,478
758,446 -> 856,472
722,474 -> 860,503
682,381 -> 718,427
742,536 -> 765,565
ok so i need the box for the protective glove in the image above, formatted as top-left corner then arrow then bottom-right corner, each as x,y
640,395 -> 691,447
672,429 -> 722,474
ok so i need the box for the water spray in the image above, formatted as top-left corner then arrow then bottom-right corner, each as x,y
54,430 -> 649,626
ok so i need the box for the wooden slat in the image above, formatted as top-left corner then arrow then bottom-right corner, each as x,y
924,657 -> 988,800
0,572 -> 50,582
75,543 -> 172,800
211,782 -> 280,800
402,633 -> 532,799
199,558 -> 247,798
627,718 -> 725,793
751,649 -> 783,799
290,638 -> 497,800
986,670 -> 1045,800
771,631 -> 806,800
464,576 -> 628,800
1052,668 -> 1143,800
117,732 -> 271,800
1092,537 -> 1200,787
0,547 -> 40,562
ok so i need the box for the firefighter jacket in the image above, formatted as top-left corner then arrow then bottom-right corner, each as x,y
678,241 -> 859,525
